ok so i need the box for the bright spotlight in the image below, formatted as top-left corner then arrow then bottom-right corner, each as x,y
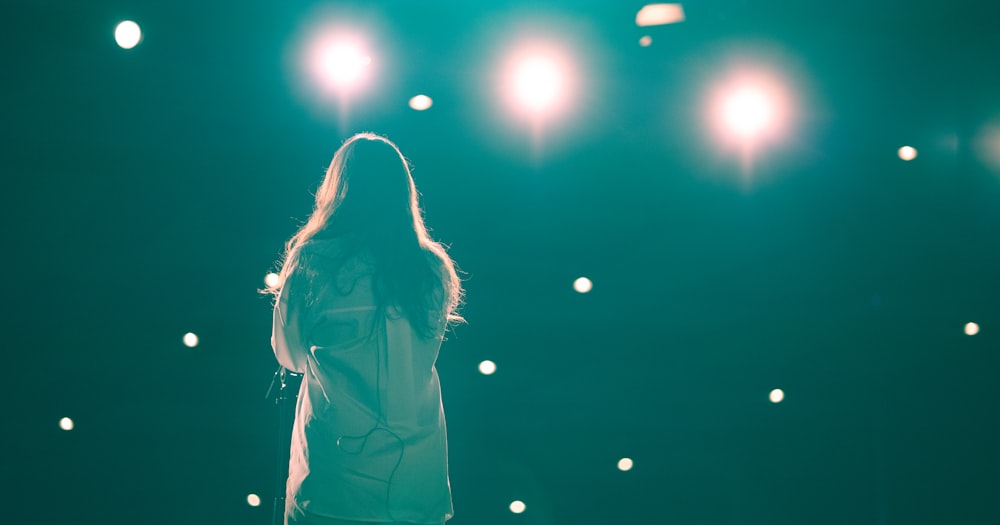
264,272 -> 280,288
513,55 -> 564,113
898,146 -> 918,161
509,500 -> 526,514
478,360 -> 497,375
573,277 -> 593,294
636,4 -> 686,27
723,87 -> 774,139
59,417 -> 74,431
965,322 -> 980,336
247,494 -> 261,507
708,71 -> 792,150
769,388 -> 784,403
409,94 -> 433,111
183,332 -> 199,348
318,41 -> 371,88
115,20 -> 142,50
617,457 -> 634,471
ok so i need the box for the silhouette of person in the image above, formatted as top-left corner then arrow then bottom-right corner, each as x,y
268,133 -> 464,525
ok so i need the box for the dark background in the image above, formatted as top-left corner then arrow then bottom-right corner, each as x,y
2,1 -> 998,524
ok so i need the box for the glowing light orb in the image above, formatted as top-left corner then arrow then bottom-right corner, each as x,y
573,277 -> 593,294
512,55 -> 565,113
247,494 -> 261,507
183,332 -> 199,348
59,417 -> 74,431
639,36 -> 652,47
617,457 -> 634,471
898,146 -> 918,161
769,388 -> 785,403
723,87 -> 774,139
509,500 -> 526,514
478,360 -> 497,375
409,94 -> 433,111
318,41 -> 371,87
264,272 -> 280,288
115,20 -> 142,50
965,322 -> 980,336
636,4 -> 686,27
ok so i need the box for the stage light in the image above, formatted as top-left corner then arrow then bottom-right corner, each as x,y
723,87 -> 774,139
316,40 -> 371,89
409,94 -> 433,111
965,322 -> 980,336
898,146 -> 917,161
636,4 -> 686,27
183,332 -> 199,348
573,277 -> 593,294
115,20 -> 142,50
639,36 -> 652,47
769,388 -> 784,403
264,272 -> 280,288
509,500 -> 526,514
512,54 -> 565,114
247,494 -> 261,507
59,417 -> 74,431
617,457 -> 634,471
478,360 -> 497,375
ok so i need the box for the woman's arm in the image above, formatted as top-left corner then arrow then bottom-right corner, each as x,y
271,259 -> 309,373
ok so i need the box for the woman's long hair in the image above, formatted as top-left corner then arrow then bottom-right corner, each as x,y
265,132 -> 464,338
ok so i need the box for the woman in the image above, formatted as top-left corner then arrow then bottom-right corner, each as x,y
267,133 -> 464,525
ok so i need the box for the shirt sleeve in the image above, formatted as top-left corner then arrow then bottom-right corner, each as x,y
271,258 -> 309,373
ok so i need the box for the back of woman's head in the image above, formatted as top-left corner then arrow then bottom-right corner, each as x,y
268,132 -> 464,338
316,134 -> 421,242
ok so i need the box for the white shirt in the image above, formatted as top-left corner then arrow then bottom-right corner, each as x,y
272,238 -> 453,524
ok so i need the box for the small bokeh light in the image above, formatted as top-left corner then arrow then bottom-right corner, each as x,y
59,417 -> 74,431
769,388 -> 785,403
965,322 -> 980,336
636,4 -> 686,27
247,494 -> 261,507
409,94 -> 433,111
264,272 -> 280,288
898,146 -> 918,161
478,360 -> 497,375
115,20 -> 142,50
639,36 -> 652,47
183,332 -> 199,348
573,277 -> 593,294
509,500 -> 526,514
617,457 -> 634,471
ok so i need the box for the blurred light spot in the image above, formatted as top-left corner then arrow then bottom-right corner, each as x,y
965,322 -> 980,336
409,94 -> 433,111
247,494 -> 261,507
617,457 -> 634,471
639,36 -> 652,47
264,272 -> 280,288
183,332 -> 199,348
478,360 -> 497,375
723,87 -> 774,139
510,500 -> 526,514
319,41 -> 370,87
115,20 -> 142,49
769,388 -> 784,403
513,55 -> 565,113
59,417 -> 74,431
573,277 -> 593,294
636,4 -> 686,26
974,123 -> 1000,173
898,145 -> 917,161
